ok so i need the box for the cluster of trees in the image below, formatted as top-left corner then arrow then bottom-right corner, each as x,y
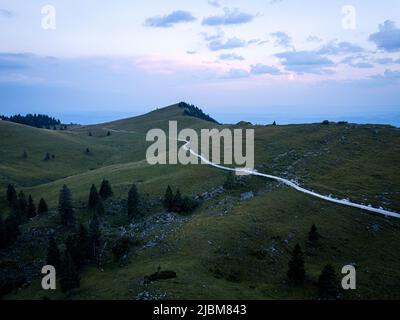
46,216 -> 102,293
178,102 -> 219,124
0,114 -> 61,128
287,224 -> 340,299
163,185 -> 199,214
0,185 -> 48,249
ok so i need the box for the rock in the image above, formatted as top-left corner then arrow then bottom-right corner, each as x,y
240,191 -> 254,201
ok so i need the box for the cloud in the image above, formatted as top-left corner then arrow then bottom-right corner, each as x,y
250,64 -> 282,75
208,0 -> 221,8
202,8 -> 254,26
349,62 -> 374,69
219,53 -> 244,61
0,53 -> 33,71
306,35 -> 322,43
224,68 -> 250,79
370,69 -> 400,84
369,20 -> 400,52
208,37 -> 246,51
317,41 -> 364,55
270,31 -> 293,48
276,50 -> 335,74
144,10 -> 196,28
0,9 -> 13,18
375,57 -> 400,65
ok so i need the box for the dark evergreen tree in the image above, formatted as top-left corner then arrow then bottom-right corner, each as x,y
86,147 -> 90,154
223,171 -> 236,190
127,183 -> 140,219
172,189 -> 183,212
46,236 -> 61,270
0,215 -> 6,249
318,264 -> 339,299
96,198 -> 105,216
107,131 -> 111,136
89,214 -> 101,260
22,151 -> 28,159
88,184 -> 100,210
27,195 -> 36,219
99,180 -> 113,199
287,243 -> 306,285
272,121 -> 277,126
37,198 -> 48,214
308,224 -> 320,244
16,191 -> 27,223
44,152 -> 50,161
112,236 -> 130,263
58,185 -> 75,227
88,132 -> 92,136
6,184 -> 17,206
60,252 -> 80,293
4,214 -> 19,246
76,224 -> 91,265
163,185 -> 174,212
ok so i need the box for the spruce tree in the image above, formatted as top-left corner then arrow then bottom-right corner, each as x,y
223,171 -> 236,190
27,195 -> 36,218
88,184 -> 100,210
99,180 -> 113,199
76,224 -> 91,264
58,185 -> 75,227
96,198 -> 105,216
127,183 -> 140,219
60,252 -> 80,293
0,215 -> 6,249
89,214 -> 101,260
46,236 -> 61,270
318,264 -> 339,299
6,184 -> 17,206
173,189 -> 183,212
287,243 -> 306,285
38,198 -> 48,214
308,224 -> 320,244
16,191 -> 27,223
4,214 -> 19,246
164,185 -> 174,212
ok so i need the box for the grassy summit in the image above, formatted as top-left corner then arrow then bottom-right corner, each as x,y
0,104 -> 400,299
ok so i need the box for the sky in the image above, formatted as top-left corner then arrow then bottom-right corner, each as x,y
0,0 -> 399,125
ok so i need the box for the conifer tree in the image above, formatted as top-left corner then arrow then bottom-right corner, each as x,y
223,171 -> 236,190
88,184 -> 100,210
58,185 -> 75,227
76,224 -> 91,264
4,214 -> 19,246
287,243 -> 306,285
173,189 -> 183,212
96,198 -> 105,216
0,215 -> 6,249
22,151 -> 28,159
127,183 -> 140,219
60,252 -> 80,293
16,191 -> 27,223
38,198 -> 49,214
308,224 -> 320,244
6,184 -> 17,206
89,214 -> 101,260
163,185 -> 174,212
99,179 -> 113,199
44,152 -> 50,161
27,195 -> 36,218
46,236 -> 61,270
318,264 -> 339,299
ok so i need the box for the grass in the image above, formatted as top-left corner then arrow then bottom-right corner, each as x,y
1,104 -> 400,299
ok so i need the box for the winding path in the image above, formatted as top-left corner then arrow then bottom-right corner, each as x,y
178,139 -> 400,219
104,127 -> 400,218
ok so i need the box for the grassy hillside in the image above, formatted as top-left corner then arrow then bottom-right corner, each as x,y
1,104 -> 400,300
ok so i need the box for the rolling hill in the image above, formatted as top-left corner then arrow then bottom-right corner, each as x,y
1,103 -> 400,300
